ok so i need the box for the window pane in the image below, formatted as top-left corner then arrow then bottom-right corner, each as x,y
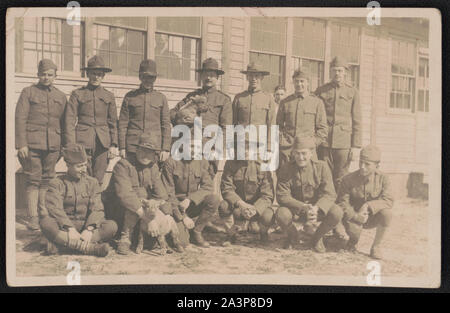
94,17 -> 147,30
250,17 -> 286,54
292,18 -> 325,60
331,24 -> 360,64
127,30 -> 143,53
425,90 -> 429,112
156,17 -> 201,37
250,52 -> 285,93
392,39 -> 415,76
110,52 -> 127,76
418,89 -> 424,111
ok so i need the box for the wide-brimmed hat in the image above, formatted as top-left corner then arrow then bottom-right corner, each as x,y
63,144 -> 88,164
196,58 -> 225,75
82,55 -> 112,72
137,133 -> 161,151
139,59 -> 158,76
241,62 -> 270,76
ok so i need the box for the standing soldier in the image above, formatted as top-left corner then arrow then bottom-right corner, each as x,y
277,68 -> 328,169
15,59 -> 67,230
337,145 -> 394,260
276,136 -> 344,252
170,58 -> 232,176
103,134 -> 176,255
161,143 -> 222,248
315,56 -> 362,188
40,144 -> 117,257
233,62 -> 277,157
65,55 -> 118,185
118,59 -> 171,164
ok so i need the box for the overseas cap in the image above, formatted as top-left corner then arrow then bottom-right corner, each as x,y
137,133 -> 161,151
292,136 -> 316,150
360,145 -> 381,162
63,144 -> 87,164
139,59 -> 158,76
292,68 -> 309,80
38,59 -> 57,73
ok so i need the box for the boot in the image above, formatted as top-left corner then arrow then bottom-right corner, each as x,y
282,225 -> 298,249
26,187 -> 40,231
370,226 -> 388,260
260,231 -> 270,244
117,231 -> 132,255
313,238 -> 326,253
192,230 -> 209,248
171,236 -> 185,253
310,219 -> 335,253
38,187 -> 49,217
333,221 -> 349,241
68,240 -> 110,257
249,220 -> 260,234
345,239 -> 358,252
45,238 -> 59,255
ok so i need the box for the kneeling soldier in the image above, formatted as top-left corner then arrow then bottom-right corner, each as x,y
220,142 -> 274,244
276,136 -> 344,252
40,144 -> 117,257
105,134 -> 175,255
337,145 -> 394,259
161,144 -> 221,248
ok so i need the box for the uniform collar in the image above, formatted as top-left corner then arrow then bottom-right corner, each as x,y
294,91 -> 308,99
87,83 -> 102,91
332,80 -> 345,88
248,87 -> 262,94
295,159 -> 313,172
37,83 -> 53,91
140,84 -> 154,93
202,86 -> 217,94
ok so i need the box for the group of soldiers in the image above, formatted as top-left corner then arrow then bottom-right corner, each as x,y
15,54 -> 393,260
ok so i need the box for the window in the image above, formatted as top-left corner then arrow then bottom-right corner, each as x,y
93,17 -> 147,77
18,17 -> 83,74
417,57 -> 429,112
250,17 -> 287,92
331,23 -> 360,88
155,17 -> 201,81
291,18 -> 326,91
390,39 -> 416,111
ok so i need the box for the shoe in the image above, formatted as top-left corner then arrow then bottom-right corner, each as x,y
27,216 -> 40,231
370,245 -> 383,260
260,232 -> 270,244
46,239 -> 59,255
345,241 -> 357,252
312,237 -> 326,253
192,230 -> 210,248
116,236 -> 132,255
90,243 -> 110,257
248,221 -> 260,234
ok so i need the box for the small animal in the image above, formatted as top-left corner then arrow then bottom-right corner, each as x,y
136,199 -> 184,255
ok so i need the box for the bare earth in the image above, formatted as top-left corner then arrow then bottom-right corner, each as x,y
15,198 -> 428,278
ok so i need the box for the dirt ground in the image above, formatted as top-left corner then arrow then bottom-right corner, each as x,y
15,198 -> 429,278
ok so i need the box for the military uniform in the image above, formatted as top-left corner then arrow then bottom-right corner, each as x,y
315,57 -> 362,186
161,157 -> 221,247
337,146 -> 394,259
65,56 -> 118,184
15,59 -> 67,230
40,144 -> 117,257
221,159 -> 274,240
276,136 -> 344,251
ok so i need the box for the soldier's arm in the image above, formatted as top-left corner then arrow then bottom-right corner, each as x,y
189,162 -> 214,205
113,161 -> 141,213
253,171 -> 274,215
231,95 -> 239,126
170,93 -> 192,125
60,94 -> 68,147
160,95 -> 172,152
150,163 -> 169,201
367,174 -> 394,214
315,163 -> 337,213
276,99 -> 285,130
219,93 -> 233,129
64,91 -> 79,146
336,177 -> 356,220
85,179 -> 106,228
46,179 -> 76,229
220,161 -> 242,206
160,158 -> 178,204
266,95 -> 277,151
351,89 -> 362,148
107,92 -> 118,147
276,167 -> 308,214
118,96 -> 130,151
15,88 -> 31,149
315,99 -> 328,147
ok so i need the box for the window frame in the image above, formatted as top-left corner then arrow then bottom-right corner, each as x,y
416,51 -> 429,114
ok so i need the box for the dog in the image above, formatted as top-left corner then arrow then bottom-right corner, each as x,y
136,199 -> 184,255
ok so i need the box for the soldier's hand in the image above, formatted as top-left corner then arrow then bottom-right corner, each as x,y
80,229 -> 93,243
183,216 -> 195,229
306,205 -> 319,222
242,206 -> 257,220
148,220 -> 160,237
18,146 -> 29,160
352,204 -> 369,224
108,146 -> 118,159
67,227 -> 81,246
159,151 -> 170,162
179,199 -> 191,211
119,149 -> 127,159
349,147 -> 359,162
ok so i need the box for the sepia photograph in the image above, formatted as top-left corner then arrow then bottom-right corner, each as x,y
5,6 -> 441,288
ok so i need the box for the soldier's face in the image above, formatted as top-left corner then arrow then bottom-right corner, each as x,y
67,162 -> 87,180
201,71 -> 218,88
292,148 -> 313,167
331,67 -> 346,83
139,74 -> 157,87
293,77 -> 308,94
136,148 -> 157,166
359,160 -> 378,177
274,89 -> 285,104
87,70 -> 105,86
38,69 -> 56,86
247,73 -> 263,90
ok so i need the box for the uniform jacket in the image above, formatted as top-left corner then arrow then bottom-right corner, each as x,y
337,169 -> 394,220
171,87 -> 232,129
314,81 -> 362,149
65,84 -> 118,149
15,84 -> 67,150
232,89 -> 277,149
276,92 -> 328,148
45,174 -> 105,229
108,158 -> 168,213
118,85 -> 171,153
161,158 -> 213,206
221,160 -> 274,215
277,159 -> 337,214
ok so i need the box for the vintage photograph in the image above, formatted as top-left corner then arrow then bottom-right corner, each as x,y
5,7 -> 441,287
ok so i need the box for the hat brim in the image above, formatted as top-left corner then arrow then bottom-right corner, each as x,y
137,144 -> 161,151
195,69 -> 225,75
83,67 -> 112,73
139,72 -> 158,77
241,70 -> 270,76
